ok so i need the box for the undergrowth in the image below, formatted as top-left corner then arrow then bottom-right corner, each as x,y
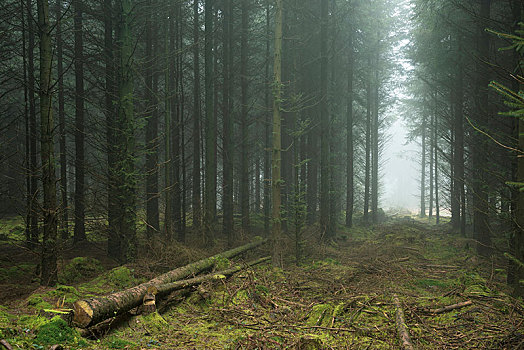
0,219 -> 522,349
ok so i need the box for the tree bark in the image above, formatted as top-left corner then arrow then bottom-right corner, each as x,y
222,0 -> 234,246
371,44 -> 379,224
191,0 -> 202,235
272,0 -> 283,267
104,0 -> 119,260
56,0 -> 68,240
319,0 -> 330,238
473,0 -> 492,256
73,0 -> 86,243
204,0 -> 216,244
346,28 -> 354,228
420,113 -> 426,218
263,1 -> 271,236
144,0 -> 159,239
113,0 -> 136,263
392,294 -> 414,350
364,57 -> 371,225
38,0 -> 58,286
240,0 -> 250,234
26,0 -> 39,247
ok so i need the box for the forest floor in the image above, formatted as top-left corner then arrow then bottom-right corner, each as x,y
0,216 -> 523,349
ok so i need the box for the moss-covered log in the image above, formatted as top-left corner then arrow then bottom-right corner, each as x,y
73,238 -> 267,328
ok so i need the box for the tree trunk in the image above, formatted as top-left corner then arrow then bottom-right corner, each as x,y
192,0 -> 202,234
144,0 -> 159,239
113,0 -> 136,263
263,1 -> 271,236
346,28 -> 354,228
272,0 -> 283,267
170,3 -> 182,243
222,0 -> 234,246
105,0 -> 119,260
420,113 -> 426,218
164,5 -> 173,241
364,57 -> 371,225
204,0 -> 216,244
73,238 -> 267,328
434,96 -> 439,224
73,0 -> 86,243
473,0 -> 492,256
240,0 -> 250,234
26,0 -> 39,247
56,0 -> 68,239
38,0 -> 58,286
452,35 -> 464,234
429,112 -> 434,219
371,45 -> 379,224
319,0 -> 330,238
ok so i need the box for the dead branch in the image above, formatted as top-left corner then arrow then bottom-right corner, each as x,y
393,294 -> 415,350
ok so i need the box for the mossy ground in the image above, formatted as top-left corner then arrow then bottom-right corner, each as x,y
0,217 -> 522,349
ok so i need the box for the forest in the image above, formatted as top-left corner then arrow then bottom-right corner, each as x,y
0,0 -> 523,348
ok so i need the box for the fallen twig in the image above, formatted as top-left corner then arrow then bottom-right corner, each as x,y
0,340 -> 13,350
392,294 -> 415,350
426,300 -> 473,314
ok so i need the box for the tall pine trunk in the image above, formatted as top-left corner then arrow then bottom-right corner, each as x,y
26,0 -> 39,247
272,0 -> 283,267
222,0 -> 234,246
56,0 -> 68,239
345,29 -> 354,228
203,0 -> 216,244
263,1 -> 271,236
113,0 -> 136,263
371,46 -> 379,224
451,35 -> 465,234
420,113 -> 426,217
319,0 -> 330,239
363,57 -> 371,225
473,0 -> 492,256
37,0 -> 58,285
192,0 -> 202,233
240,0 -> 250,233
104,0 -> 120,260
144,0 -> 159,238
73,0 -> 86,243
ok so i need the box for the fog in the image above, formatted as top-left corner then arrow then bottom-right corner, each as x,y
382,118 -> 420,212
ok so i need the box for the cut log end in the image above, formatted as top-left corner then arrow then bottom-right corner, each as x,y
73,300 -> 94,328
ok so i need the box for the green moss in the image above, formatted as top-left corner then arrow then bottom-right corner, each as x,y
35,316 -> 78,345
26,295 -> 53,310
307,304 -> 333,326
108,266 -> 135,288
141,312 -> 169,334
232,289 -> 250,305
213,256 -> 231,271
59,257 -> 104,284
104,336 -> 135,349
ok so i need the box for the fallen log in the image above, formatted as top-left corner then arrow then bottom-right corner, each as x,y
156,256 -> 270,295
392,294 -> 414,350
0,340 -> 13,350
73,238 -> 267,328
425,300 -> 472,314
